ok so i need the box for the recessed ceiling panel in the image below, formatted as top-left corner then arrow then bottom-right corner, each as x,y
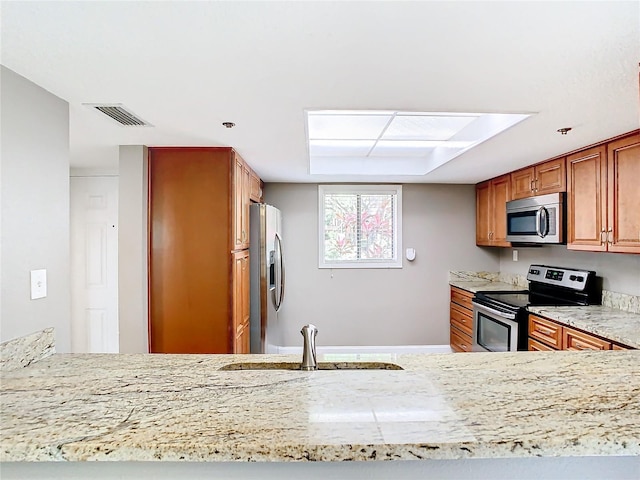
381,115 -> 478,140
306,109 -> 532,176
369,141 -> 436,157
309,140 -> 376,156
307,113 -> 392,140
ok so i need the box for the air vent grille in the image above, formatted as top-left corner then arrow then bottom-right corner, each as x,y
88,104 -> 150,126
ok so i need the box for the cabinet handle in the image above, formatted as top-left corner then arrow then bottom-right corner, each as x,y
600,229 -> 606,245
530,179 -> 535,192
534,178 -> 538,192
607,228 -> 613,245
536,325 -> 555,336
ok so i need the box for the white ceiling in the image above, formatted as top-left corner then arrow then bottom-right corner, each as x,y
1,1 -> 638,183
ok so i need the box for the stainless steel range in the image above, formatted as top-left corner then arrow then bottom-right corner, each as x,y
471,265 -> 602,352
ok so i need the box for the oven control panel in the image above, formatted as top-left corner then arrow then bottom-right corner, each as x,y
527,265 -> 592,291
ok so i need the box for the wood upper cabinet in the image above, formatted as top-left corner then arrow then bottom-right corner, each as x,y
148,147 -> 261,354
567,132 -> 640,253
606,133 -> 640,253
232,250 -> 250,353
476,174 -> 511,247
567,145 -> 608,251
250,170 -> 264,203
233,154 -> 251,251
511,158 -> 566,200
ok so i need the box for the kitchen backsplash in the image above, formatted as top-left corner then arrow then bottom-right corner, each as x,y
0,328 -> 55,372
450,271 -> 640,314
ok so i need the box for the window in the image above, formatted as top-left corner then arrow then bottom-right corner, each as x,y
319,185 -> 402,268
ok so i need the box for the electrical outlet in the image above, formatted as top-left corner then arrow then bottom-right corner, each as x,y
30,269 -> 47,300
512,250 -> 519,262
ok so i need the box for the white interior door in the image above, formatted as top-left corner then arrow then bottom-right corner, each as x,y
70,176 -> 119,353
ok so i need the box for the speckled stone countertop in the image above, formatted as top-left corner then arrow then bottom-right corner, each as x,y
528,306 -> 640,349
1,351 -> 639,462
449,271 -> 527,293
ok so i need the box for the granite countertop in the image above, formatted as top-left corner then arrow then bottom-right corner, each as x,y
1,351 -> 639,462
449,278 -> 525,293
528,306 -> 640,349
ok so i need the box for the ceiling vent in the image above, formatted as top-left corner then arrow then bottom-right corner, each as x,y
84,104 -> 151,126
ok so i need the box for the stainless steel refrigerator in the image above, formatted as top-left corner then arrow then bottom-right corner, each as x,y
249,204 -> 285,353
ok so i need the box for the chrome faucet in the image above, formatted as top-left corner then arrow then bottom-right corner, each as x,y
300,324 -> 318,371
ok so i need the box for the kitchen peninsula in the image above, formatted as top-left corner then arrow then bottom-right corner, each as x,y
1,337 -> 639,479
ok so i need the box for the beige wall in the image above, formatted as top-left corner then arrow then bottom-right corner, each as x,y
118,146 -> 149,353
265,183 -> 500,347
0,66 -> 71,350
499,247 -> 640,295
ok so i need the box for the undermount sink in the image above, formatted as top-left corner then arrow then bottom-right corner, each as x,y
219,361 -> 404,371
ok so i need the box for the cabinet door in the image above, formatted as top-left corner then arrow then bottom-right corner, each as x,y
233,156 -> 251,250
476,181 -> 491,245
242,164 -> 250,247
511,167 -> 535,200
450,326 -> 472,353
607,134 -> 640,254
528,338 -> 556,351
563,327 -> 611,351
250,171 -> 263,203
535,157 -> 566,196
567,146 -> 607,251
490,174 -> 511,246
232,250 -> 250,353
529,315 -> 562,349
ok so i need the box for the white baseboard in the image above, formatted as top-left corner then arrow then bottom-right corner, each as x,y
276,345 -> 452,354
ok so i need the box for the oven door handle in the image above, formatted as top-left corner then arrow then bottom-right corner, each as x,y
472,301 -> 517,320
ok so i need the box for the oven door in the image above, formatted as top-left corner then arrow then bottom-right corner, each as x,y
472,302 -> 520,352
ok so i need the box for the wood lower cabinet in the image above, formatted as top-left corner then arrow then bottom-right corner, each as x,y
528,338 -> 556,351
148,147 -> 260,354
476,174 -> 511,247
529,315 -> 562,350
567,131 -> 640,254
563,326 -> 611,351
232,250 -> 250,354
450,287 -> 474,353
528,313 -> 633,351
511,157 -> 566,200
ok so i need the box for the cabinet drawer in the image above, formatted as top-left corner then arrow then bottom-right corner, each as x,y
528,338 -> 557,351
529,315 -> 562,349
451,287 -> 474,311
563,327 -> 611,351
450,306 -> 473,336
450,326 -> 472,353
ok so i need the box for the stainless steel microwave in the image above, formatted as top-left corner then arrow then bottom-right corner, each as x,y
505,192 -> 565,244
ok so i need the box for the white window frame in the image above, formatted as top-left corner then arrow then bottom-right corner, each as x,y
318,184 -> 402,269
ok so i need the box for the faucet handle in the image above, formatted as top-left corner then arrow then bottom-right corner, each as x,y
300,324 -> 318,336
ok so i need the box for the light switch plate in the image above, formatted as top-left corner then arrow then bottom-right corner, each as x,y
512,250 -> 519,262
30,269 -> 47,300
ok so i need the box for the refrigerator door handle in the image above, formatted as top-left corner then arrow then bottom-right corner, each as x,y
275,233 -> 285,309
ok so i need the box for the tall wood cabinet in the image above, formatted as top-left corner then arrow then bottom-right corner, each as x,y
567,132 -> 640,253
476,174 -> 511,247
148,147 -> 258,353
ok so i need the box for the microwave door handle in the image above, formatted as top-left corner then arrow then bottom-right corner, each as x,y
535,207 -> 543,237
540,207 -> 549,238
